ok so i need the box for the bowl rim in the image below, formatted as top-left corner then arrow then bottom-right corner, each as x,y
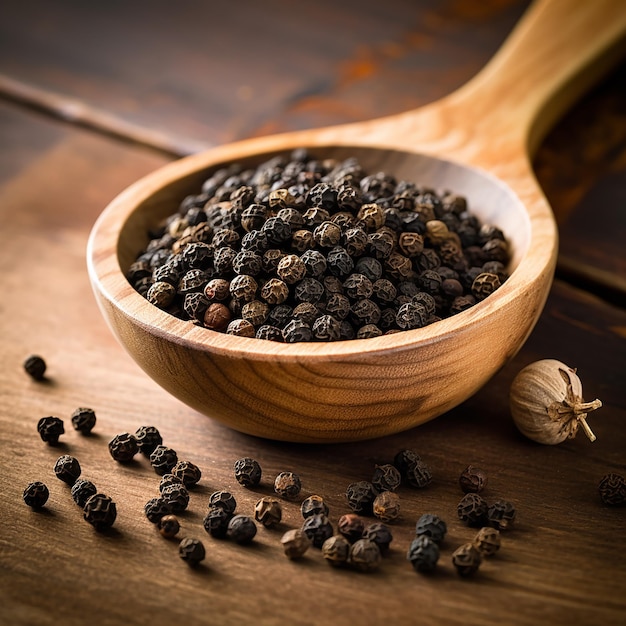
87,139 -> 557,362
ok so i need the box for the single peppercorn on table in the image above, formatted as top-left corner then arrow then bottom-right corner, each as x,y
0,2 -> 625,626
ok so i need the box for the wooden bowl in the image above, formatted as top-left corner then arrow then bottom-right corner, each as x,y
87,0 -> 625,442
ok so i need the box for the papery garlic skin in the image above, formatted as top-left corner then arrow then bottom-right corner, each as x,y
509,359 -> 601,445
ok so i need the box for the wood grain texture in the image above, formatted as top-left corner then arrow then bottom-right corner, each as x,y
0,0 -> 531,150
1,0 -> 626,625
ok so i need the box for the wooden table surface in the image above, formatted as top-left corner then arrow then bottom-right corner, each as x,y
1,2 -> 625,625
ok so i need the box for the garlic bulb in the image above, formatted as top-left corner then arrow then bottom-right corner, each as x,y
509,359 -> 602,445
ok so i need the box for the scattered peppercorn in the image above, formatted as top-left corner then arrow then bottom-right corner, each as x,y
254,497 -> 282,527
274,472 -> 302,500
457,493 -> 488,527
23,481 -> 49,508
158,514 -> 181,539
322,535 -> 351,567
71,479 -> 97,507
362,522 -> 393,554
598,473 -> 626,506
24,355 -> 47,381
371,464 -> 402,493
161,483 -> 190,513
83,493 -> 117,531
70,407 -> 97,435
404,460 -> 433,489
53,455 -> 81,485
348,539 -> 381,572
37,416 -> 64,444
473,526 -> 501,557
346,481 -> 378,515
407,535 -> 440,573
415,513 -> 447,544
159,473 -> 184,492
280,528 -> 311,559
144,497 -> 173,524
301,494 -> 329,519
226,515 -> 257,544
393,449 -> 421,474
172,460 -> 202,487
459,465 -> 488,493
487,500 -> 516,530
302,514 -> 334,549
373,490 -> 401,523
208,490 -> 237,514
203,506 -> 232,539
337,513 -> 365,543
150,445 -> 178,475
451,542 -> 483,577
134,425 -> 163,455
108,433 -> 139,463
178,537 -> 205,566
234,457 -> 262,488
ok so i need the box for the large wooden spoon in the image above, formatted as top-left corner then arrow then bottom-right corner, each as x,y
88,0 -> 626,442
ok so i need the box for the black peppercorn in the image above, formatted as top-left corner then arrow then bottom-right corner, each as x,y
226,515 -> 257,544
144,497 -> 173,524
362,522 -> 393,554
150,445 -> 178,476
158,514 -> 181,539
280,528 -> 311,559
274,472 -> 302,500
415,513 -> 447,544
393,449 -> 421,474
371,464 -> 402,493
254,497 -> 282,527
373,491 -> 401,523
208,490 -> 237,515
598,473 -> 626,506
407,535 -> 440,573
346,481 -> 378,515
459,465 -> 487,493
203,506 -> 232,539
54,455 -> 81,485
161,483 -> 190,513
37,416 -> 64,444
71,479 -> 97,507
159,474 -> 183,494
172,460 -> 202,487
70,408 -> 97,435
487,500 -> 516,530
134,425 -> 163,455
179,537 -> 205,566
83,493 -> 117,531
234,457 -> 262,488
301,495 -> 329,519
451,542 -> 482,577
108,433 -> 139,463
322,535 -> 351,567
404,460 -> 433,489
457,493 -> 488,527
348,539 -> 381,572
473,526 -> 501,557
337,513 -> 366,543
23,481 -> 49,508
302,514 -> 334,548
24,354 -> 47,380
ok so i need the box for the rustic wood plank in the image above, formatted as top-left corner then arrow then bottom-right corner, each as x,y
0,0 -> 530,148
0,101 -> 625,626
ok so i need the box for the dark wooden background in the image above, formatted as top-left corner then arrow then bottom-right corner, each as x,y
1,1 -> 625,625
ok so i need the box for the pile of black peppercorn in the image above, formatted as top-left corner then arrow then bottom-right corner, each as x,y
128,150 -> 510,342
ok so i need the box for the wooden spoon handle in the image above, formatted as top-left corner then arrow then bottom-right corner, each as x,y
313,0 -> 626,168
448,0 -> 626,156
